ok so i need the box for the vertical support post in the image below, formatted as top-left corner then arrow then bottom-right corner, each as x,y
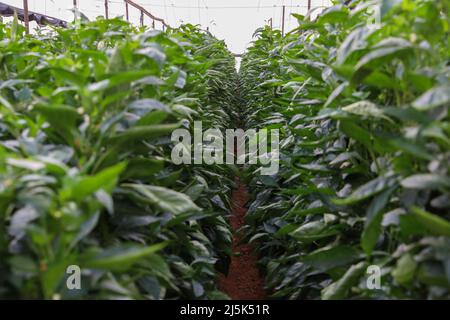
105,0 -> 109,19
308,0 -> 312,11
140,10 -> 144,27
269,18 -> 273,29
23,0 -> 29,34
125,1 -> 129,21
152,20 -> 155,29
281,5 -> 285,36
73,0 -> 77,7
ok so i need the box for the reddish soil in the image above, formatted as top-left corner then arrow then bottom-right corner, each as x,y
218,177 -> 267,300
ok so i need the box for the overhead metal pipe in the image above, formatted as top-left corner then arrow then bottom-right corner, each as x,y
105,0 -> 109,19
23,0 -> 29,33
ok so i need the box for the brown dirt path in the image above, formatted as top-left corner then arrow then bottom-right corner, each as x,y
218,177 -> 267,300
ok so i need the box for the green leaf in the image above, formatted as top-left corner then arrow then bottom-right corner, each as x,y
361,187 -> 395,256
303,245 -> 361,272
109,123 -> 180,144
317,4 -> 349,25
6,158 -> 45,171
355,37 -> 413,70
128,99 -> 170,112
88,70 -> 156,92
34,104 -> 80,142
70,212 -> 100,249
137,111 -> 169,126
321,262 -> 367,300
342,100 -> 392,121
399,214 -> 429,237
383,106 -> 431,124
417,261 -> 450,287
122,158 -> 164,180
412,85 -> 450,111
363,70 -> 401,89
392,254 -> 417,285
410,207 -> 450,237
61,163 -> 126,202
50,68 -> 85,87
8,256 -> 38,274
324,81 -> 348,107
339,120 -> 372,149
336,26 -> 374,65
388,138 -> 433,160
42,259 -> 74,298
122,184 -> 201,214
83,243 -> 167,271
136,46 -> 166,67
381,0 -> 402,17
275,223 -> 298,236
290,220 -> 341,243
334,175 -> 398,205
192,280 -> 205,298
401,174 -> 450,190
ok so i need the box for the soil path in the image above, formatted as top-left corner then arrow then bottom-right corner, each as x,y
218,177 -> 267,300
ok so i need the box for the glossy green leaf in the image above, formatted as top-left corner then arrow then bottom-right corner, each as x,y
321,262 -> 367,300
123,184 -> 201,214
83,243 -> 167,271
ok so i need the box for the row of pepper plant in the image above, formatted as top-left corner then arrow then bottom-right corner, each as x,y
240,0 -> 450,299
0,16 -> 238,299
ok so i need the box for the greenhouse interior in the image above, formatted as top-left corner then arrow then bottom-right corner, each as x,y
0,0 -> 449,308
